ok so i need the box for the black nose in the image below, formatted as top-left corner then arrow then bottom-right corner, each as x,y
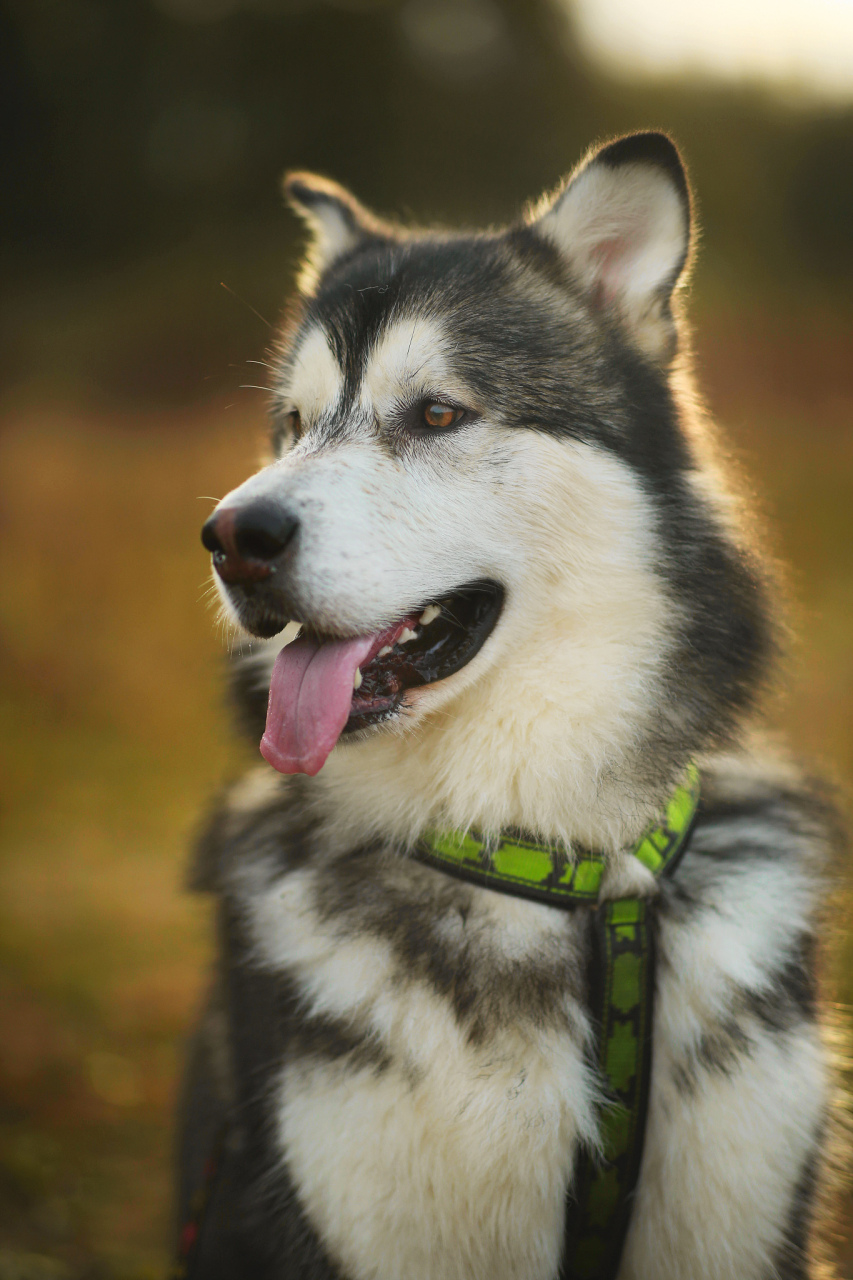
202,502 -> 299,585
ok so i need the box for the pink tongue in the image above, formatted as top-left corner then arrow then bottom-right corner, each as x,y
260,632 -> 381,776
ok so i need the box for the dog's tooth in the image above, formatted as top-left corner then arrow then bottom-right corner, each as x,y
378,645 -> 392,657
398,627 -> 418,645
419,604 -> 440,626
281,620 -> 303,645
353,667 -> 363,690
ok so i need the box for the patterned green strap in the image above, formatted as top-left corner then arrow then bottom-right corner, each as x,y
410,765 -> 700,1280
415,763 -> 699,905
560,898 -> 655,1280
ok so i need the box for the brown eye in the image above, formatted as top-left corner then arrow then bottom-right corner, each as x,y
287,409 -> 302,439
423,403 -> 463,430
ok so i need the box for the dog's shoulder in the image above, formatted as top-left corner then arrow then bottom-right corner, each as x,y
676,748 -> 841,910
660,749 -> 841,1021
625,751 -> 845,1278
652,747 -> 841,1112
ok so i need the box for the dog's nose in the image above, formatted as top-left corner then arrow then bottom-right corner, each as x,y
201,502 -> 299,585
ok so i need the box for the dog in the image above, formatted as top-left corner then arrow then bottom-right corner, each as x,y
177,132 -> 845,1279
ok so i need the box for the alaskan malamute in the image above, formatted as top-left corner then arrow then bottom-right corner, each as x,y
178,132 -> 845,1279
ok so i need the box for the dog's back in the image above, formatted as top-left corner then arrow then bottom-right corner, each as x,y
178,134 -> 846,1279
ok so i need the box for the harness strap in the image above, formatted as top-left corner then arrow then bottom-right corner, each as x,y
560,899 -> 655,1280
171,1120 -> 228,1280
414,765 -> 699,906
412,764 -> 699,1280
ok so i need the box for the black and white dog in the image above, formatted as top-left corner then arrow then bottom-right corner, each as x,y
180,133 -> 844,1279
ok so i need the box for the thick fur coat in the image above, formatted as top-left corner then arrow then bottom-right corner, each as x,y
179,133 -> 846,1279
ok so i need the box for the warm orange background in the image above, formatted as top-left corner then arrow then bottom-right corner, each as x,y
1,2 -> 851,1275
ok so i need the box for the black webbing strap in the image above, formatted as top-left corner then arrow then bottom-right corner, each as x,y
171,1121 -> 228,1279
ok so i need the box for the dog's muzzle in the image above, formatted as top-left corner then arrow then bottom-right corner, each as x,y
201,493 -> 504,777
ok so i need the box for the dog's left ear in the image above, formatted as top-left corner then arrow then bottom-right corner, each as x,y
528,132 -> 692,360
284,172 -> 388,291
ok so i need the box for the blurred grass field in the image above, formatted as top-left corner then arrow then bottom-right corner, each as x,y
0,295 -> 852,1277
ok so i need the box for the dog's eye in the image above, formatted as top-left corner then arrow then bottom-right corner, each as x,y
422,403 -> 463,430
286,409 -> 303,439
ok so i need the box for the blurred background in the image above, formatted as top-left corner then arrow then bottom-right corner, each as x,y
1,0 -> 852,1275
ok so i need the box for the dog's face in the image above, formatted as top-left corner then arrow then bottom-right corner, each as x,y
204,133 -> 696,782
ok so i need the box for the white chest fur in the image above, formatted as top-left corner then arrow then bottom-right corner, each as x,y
237,833 -> 828,1280
244,863 -> 600,1280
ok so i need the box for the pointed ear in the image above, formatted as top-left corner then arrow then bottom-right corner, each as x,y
529,132 -> 692,360
283,172 -> 388,291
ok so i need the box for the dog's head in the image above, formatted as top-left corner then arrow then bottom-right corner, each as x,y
204,132 -> 771,835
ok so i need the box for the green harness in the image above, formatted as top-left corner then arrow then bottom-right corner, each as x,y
412,764 -> 700,1280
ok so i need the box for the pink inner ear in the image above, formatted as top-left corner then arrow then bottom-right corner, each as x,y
590,236 -> 631,309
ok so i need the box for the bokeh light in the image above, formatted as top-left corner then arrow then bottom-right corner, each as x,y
570,0 -> 853,100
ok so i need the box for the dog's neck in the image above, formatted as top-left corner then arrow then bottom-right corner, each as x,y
314,659 -> 693,857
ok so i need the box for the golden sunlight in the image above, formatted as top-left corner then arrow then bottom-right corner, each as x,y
567,0 -> 853,99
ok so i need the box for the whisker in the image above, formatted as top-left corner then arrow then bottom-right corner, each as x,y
220,281 -> 272,329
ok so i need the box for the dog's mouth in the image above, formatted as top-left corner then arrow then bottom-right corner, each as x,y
260,580 -> 503,776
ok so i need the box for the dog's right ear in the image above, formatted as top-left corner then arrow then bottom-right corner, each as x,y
284,172 -> 387,291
